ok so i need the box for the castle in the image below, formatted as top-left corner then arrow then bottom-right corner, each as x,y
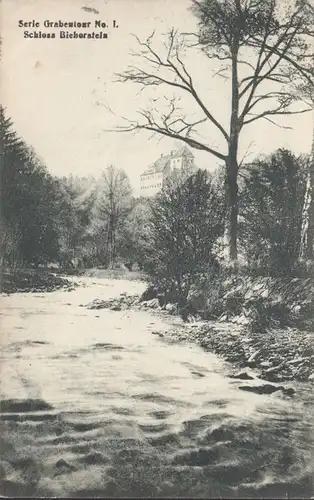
140,146 -> 196,197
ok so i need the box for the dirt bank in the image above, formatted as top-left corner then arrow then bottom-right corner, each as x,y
1,270 -> 76,294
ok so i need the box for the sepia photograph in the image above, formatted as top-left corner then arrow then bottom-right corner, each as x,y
1,0 -> 314,497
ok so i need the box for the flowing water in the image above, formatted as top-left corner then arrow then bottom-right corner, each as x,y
1,278 -> 313,498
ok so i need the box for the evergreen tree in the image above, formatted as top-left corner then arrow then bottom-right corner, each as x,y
1,106 -> 60,266
239,149 -> 308,275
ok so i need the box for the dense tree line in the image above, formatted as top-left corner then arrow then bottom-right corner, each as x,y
1,105 -> 311,299
0,106 -> 149,270
1,107 -> 60,267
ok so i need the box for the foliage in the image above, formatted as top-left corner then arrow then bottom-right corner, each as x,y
147,169 -> 225,307
92,166 -> 132,268
55,176 -> 96,266
117,197 -> 152,269
1,106 -> 60,266
239,149 -> 308,275
1,108 -> 98,269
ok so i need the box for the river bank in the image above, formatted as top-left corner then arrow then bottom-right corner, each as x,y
86,290 -> 314,385
1,270 -> 76,294
2,270 -> 313,385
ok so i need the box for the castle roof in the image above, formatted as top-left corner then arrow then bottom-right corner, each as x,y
141,146 -> 194,177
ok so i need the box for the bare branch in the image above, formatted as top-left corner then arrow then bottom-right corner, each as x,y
240,19 -> 302,110
238,140 -> 256,168
237,1 -> 313,130
114,112 -> 226,161
243,105 -> 312,125
243,91 -> 298,114
262,117 -> 293,129
116,31 -> 230,143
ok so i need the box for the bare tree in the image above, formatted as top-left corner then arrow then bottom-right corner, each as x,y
282,0 -> 314,262
299,104 -> 314,262
288,37 -> 314,261
114,0 -> 314,265
95,166 -> 132,268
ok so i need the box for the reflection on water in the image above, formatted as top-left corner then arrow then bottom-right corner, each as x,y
1,278 -> 314,498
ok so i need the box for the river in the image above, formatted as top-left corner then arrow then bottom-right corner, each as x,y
1,277 -> 313,498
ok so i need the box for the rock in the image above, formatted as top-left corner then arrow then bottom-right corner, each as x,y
248,350 -> 261,363
228,372 -> 254,380
287,357 -> 304,365
261,371 -> 281,383
165,303 -> 176,313
140,286 -> 157,302
238,384 -> 284,395
292,305 -> 301,314
308,373 -> 314,381
281,387 -> 295,397
240,338 -> 253,344
264,363 -> 284,374
244,290 -> 253,300
187,315 -> 197,323
86,298 -> 106,310
191,370 -> 205,378
146,298 -> 160,309
245,360 -> 257,368
245,349 -> 262,367
110,305 -> 121,311
236,314 -> 250,326
219,314 -> 228,322
152,331 -> 164,338
260,361 -> 272,368
0,398 -> 53,413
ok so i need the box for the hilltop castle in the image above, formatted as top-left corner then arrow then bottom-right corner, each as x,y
140,146 -> 196,197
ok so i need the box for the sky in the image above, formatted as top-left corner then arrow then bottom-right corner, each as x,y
2,0 -> 313,195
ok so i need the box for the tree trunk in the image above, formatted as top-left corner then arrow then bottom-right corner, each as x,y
307,183 -> 314,261
225,158 -> 239,265
299,172 -> 312,260
105,224 -> 113,268
224,46 -> 240,268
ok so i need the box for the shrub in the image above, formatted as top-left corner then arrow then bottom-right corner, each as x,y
147,170 -> 225,312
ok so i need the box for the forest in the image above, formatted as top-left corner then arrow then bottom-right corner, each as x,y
1,103 -> 312,280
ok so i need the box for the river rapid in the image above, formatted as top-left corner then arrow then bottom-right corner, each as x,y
1,277 -> 313,498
